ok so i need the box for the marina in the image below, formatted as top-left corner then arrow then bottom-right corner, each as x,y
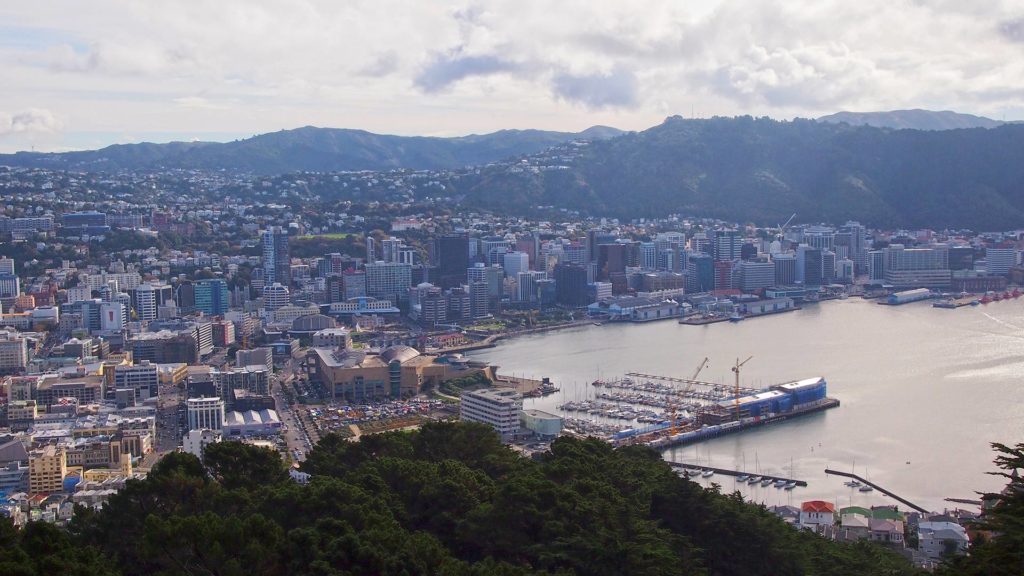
471,296 -> 1024,512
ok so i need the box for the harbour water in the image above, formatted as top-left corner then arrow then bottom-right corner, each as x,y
470,297 -> 1024,512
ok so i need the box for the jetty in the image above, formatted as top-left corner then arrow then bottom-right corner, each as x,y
669,462 -> 808,487
824,469 -> 928,514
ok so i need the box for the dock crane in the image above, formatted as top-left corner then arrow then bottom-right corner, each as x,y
667,357 -> 709,434
732,356 -> 753,420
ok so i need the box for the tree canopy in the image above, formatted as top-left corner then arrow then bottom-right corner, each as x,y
11,422 -> 926,575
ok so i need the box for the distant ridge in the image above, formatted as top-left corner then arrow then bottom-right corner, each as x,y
817,109 -> 1004,130
0,125 -> 625,173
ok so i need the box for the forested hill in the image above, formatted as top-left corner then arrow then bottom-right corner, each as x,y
0,125 -> 623,173
453,116 -> 1024,230
1,422 -> 921,576
817,109 -> 1005,131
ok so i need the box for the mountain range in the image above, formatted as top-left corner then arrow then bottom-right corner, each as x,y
450,115 -> 1024,230
0,125 -> 624,173
817,109 -> 1006,130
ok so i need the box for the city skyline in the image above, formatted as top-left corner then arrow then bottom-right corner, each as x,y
2,1 -> 1024,153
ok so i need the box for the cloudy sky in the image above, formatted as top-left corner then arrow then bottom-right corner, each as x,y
1,1 -> 1023,153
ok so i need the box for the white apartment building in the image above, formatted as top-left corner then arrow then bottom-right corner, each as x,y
460,388 -> 523,441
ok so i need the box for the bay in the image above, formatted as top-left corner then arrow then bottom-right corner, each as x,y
470,297 -> 1024,512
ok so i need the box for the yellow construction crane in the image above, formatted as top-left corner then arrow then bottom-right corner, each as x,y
732,356 -> 753,420
668,357 -> 709,434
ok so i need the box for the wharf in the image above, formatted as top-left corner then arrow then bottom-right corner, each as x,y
649,398 -> 840,449
933,296 -> 978,308
824,469 -> 929,514
668,462 -> 808,487
679,314 -> 731,326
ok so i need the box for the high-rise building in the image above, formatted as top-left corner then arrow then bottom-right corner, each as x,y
365,235 -> 377,263
597,243 -> 626,281
342,270 -> 367,299
821,250 -> 837,284
882,244 -> 950,288
516,271 -> 547,303
985,246 -> 1017,276
381,238 -> 403,263
262,227 -> 291,287
869,250 -> 886,282
713,261 -> 734,291
436,233 -> 469,289
554,263 -> 589,307
99,302 -> 127,331
639,242 -> 657,270
737,260 -> 775,292
131,283 -> 158,321
773,253 -> 797,285
0,274 -> 19,298
0,257 -> 14,276
502,251 -> 530,278
194,279 -> 229,315
686,254 -> 715,293
796,245 -> 823,286
840,221 -> 868,274
263,283 -> 290,310
28,445 -> 66,494
468,281 -> 489,318
712,229 -> 742,262
365,262 -> 413,304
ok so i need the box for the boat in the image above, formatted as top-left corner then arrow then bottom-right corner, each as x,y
747,475 -> 762,484
593,322 -> 603,326
729,312 -> 744,322
702,469 -> 715,478
784,481 -> 797,490
845,480 -> 861,487
760,477 -> 774,487
737,474 -> 749,482
859,485 -> 874,492
774,479 -> 788,488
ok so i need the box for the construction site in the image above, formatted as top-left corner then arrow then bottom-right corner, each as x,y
559,357 -> 840,449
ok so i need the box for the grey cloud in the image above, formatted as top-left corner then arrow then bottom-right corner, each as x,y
359,52 -> 399,77
999,18 -> 1024,43
0,109 -> 62,135
414,53 -> 519,92
551,67 -> 638,109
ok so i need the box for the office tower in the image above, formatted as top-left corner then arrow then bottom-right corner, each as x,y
99,302 -> 127,331
262,226 -> 291,286
882,244 -> 950,288
821,250 -> 837,284
502,251 -> 530,278
365,235 -> 377,263
554,263 -> 589,307
187,397 -> 225,431
597,243 -> 626,281
468,281 -> 489,318
436,233 -> 469,289
796,245 -> 823,286
737,260 -> 775,292
803,226 -> 835,252
639,242 -> 657,270
840,221 -> 868,274
713,261 -> 734,290
586,230 -> 617,264
0,258 -> 14,276
516,271 -> 547,303
342,270 -> 367,299
194,279 -> 230,315
365,262 -> 413,304
712,229 -> 742,262
689,232 -> 710,255
985,246 -> 1017,276
0,274 -> 19,298
686,254 -> 715,293
381,238 -> 403,263
263,283 -> 290,311
773,253 -> 797,285
131,283 -> 158,321
869,250 -> 885,282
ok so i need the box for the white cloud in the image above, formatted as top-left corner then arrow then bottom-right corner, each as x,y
0,0 -> 1023,152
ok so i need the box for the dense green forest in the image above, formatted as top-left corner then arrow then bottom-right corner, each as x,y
0,422 -> 937,575
454,117 -> 1024,230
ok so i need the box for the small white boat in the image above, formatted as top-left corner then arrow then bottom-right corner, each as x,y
774,479 -> 787,488
760,477 -> 773,487
737,474 -> 749,482
784,481 -> 797,490
748,475 -> 762,484
859,485 -> 874,492
845,480 -> 861,487
729,312 -> 744,322
702,469 -> 715,478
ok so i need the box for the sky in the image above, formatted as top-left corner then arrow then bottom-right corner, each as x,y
1,0 -> 1023,153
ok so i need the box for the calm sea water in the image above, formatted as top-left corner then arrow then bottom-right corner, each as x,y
470,297 -> 1024,512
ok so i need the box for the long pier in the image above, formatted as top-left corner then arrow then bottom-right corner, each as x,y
669,462 -> 808,487
824,469 -> 929,514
